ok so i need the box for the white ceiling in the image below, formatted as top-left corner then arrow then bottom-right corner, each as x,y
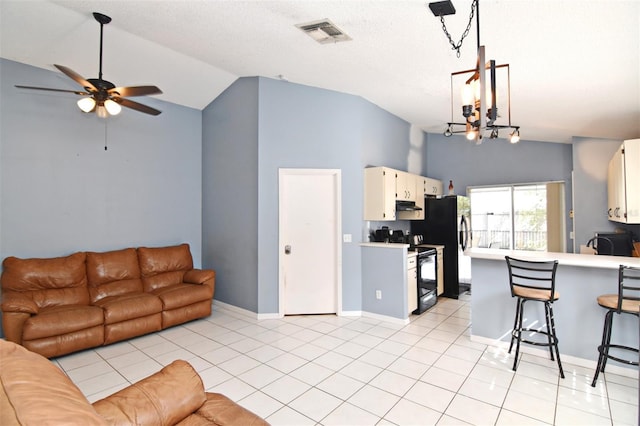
1,0 -> 639,143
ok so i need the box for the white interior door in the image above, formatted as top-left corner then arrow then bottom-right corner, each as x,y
279,169 -> 341,315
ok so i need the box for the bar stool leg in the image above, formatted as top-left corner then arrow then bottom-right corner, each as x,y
547,303 -> 564,378
509,298 -> 522,354
591,310 -> 614,387
600,311 -> 615,374
512,298 -> 526,372
544,302 -> 555,361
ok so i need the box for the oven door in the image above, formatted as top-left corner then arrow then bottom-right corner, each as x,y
416,249 -> 437,313
418,249 -> 437,289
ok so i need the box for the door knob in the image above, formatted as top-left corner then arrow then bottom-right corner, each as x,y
284,245 -> 291,255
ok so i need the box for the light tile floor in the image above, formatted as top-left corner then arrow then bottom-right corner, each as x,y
53,295 -> 639,425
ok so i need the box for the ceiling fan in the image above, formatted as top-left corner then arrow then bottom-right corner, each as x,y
16,12 -> 162,117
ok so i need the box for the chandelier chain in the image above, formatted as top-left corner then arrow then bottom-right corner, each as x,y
438,0 -> 477,58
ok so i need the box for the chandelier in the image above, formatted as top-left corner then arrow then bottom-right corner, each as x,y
429,0 -> 520,144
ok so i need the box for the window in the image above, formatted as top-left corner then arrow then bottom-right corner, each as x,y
470,183 -> 566,252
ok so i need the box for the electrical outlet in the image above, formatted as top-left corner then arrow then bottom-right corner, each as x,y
375,290 -> 382,300
343,234 -> 352,243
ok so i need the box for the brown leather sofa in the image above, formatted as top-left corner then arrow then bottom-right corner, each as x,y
1,243 -> 215,358
0,339 -> 268,425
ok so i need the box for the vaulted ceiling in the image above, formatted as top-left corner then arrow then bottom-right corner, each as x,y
1,0 -> 638,143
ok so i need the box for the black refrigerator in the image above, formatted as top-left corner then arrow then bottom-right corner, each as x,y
411,195 -> 472,299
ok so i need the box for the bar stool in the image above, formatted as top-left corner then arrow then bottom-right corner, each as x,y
505,256 -> 564,378
591,265 -> 640,387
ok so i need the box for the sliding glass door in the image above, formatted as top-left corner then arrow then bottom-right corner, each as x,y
470,183 -> 565,252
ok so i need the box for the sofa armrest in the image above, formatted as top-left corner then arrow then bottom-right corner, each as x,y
1,293 -> 38,314
92,360 -> 206,426
183,269 -> 215,285
190,392 -> 270,425
1,312 -> 31,345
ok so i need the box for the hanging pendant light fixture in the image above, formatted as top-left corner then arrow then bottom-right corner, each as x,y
430,0 -> 521,144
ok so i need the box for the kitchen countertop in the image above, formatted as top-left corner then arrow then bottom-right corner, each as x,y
416,244 -> 445,250
360,242 -> 409,249
360,242 -> 444,253
466,247 -> 640,270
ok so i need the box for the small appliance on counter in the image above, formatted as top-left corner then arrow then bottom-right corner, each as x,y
586,231 -> 635,256
370,226 -> 405,243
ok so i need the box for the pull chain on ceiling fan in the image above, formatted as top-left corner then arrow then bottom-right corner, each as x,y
16,12 -> 163,117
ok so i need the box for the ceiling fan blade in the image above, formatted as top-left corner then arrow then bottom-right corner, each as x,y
109,86 -> 162,97
15,85 -> 89,95
54,64 -> 97,92
116,97 -> 162,116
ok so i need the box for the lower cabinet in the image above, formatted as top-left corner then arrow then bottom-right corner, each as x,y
435,247 -> 444,296
407,253 -> 418,314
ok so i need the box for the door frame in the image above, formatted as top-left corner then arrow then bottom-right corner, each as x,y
278,168 -> 343,317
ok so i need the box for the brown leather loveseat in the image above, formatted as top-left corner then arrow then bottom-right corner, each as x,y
1,243 -> 215,358
0,339 -> 268,425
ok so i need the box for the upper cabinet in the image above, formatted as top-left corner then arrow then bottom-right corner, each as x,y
423,177 -> 443,196
364,167 -> 442,221
395,171 -> 416,201
364,167 -> 397,221
607,139 -> 640,224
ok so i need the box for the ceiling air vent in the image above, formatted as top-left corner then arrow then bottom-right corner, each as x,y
296,19 -> 352,44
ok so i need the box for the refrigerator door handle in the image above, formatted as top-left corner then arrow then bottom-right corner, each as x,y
460,215 -> 469,251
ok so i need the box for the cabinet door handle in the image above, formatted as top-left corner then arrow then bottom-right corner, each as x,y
608,208 -> 612,218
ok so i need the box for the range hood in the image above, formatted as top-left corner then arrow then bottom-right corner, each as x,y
396,200 -> 422,211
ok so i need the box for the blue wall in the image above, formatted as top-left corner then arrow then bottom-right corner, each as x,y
203,77 -> 423,314
202,77 -> 260,311
425,133 -> 575,250
0,58 -> 203,262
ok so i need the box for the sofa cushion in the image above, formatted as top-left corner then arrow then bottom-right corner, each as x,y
152,283 -> 214,310
1,252 -> 89,308
86,248 -> 143,303
21,304 -> 104,340
0,340 -> 108,425
138,244 -> 194,292
94,293 -> 163,324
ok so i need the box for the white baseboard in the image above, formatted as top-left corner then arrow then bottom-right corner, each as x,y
257,312 -> 282,320
361,311 -> 410,325
338,310 -> 362,317
213,300 -> 261,319
470,334 -> 638,379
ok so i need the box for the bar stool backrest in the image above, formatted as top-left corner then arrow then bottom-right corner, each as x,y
616,265 -> 640,313
505,256 -> 559,298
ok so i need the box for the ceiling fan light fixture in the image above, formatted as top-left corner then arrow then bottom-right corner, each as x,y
104,99 -> 121,115
77,97 -> 95,113
96,104 -> 108,119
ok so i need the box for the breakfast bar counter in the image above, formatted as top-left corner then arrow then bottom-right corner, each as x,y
467,248 -> 640,374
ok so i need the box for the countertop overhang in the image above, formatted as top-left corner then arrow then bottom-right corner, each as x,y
466,247 -> 640,269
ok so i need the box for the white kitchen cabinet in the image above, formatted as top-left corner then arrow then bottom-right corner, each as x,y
407,253 -> 418,314
364,166 -> 442,221
423,177 -> 443,196
364,167 -> 396,221
395,171 -> 416,201
607,139 -> 640,224
398,175 -> 424,220
435,247 -> 444,296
